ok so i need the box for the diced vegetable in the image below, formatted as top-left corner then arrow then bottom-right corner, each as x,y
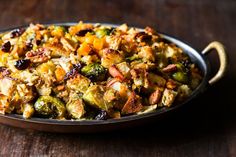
55,66 -> 66,82
0,52 -> 9,66
50,26 -> 66,37
77,42 -> 92,56
93,37 -> 105,50
84,34 -> 95,44
36,60 -> 56,75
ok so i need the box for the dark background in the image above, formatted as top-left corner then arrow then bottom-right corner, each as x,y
0,0 -> 235,156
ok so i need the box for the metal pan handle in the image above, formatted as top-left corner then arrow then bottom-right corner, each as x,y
202,41 -> 227,85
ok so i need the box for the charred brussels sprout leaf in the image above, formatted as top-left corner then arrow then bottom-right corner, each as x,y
172,71 -> 188,84
83,85 -> 112,110
34,96 -> 66,118
66,99 -> 85,119
81,63 -> 106,81
95,28 -> 112,38
126,54 -> 140,62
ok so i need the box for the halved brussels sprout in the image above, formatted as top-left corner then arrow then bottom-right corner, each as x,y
148,73 -> 166,87
34,96 -> 66,118
81,63 -> 106,81
83,85 -> 112,111
66,74 -> 91,93
66,98 -> 85,119
172,71 -> 188,84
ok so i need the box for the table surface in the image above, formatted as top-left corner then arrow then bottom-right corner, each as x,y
0,0 -> 235,156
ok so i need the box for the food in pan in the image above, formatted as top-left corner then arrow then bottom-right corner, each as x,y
0,22 -> 202,120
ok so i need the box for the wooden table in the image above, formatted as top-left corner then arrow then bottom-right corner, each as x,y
0,0 -> 235,156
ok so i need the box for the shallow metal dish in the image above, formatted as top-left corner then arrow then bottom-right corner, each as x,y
0,23 -> 227,133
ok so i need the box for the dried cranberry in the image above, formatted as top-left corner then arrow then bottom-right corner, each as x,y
36,40 -> 41,45
26,42 -> 33,50
64,68 -> 79,80
135,32 -> 152,42
64,63 -> 82,80
1,41 -> 11,52
76,29 -> 93,36
95,110 -> 109,120
181,59 -> 192,68
14,59 -> 31,70
10,28 -> 25,38
74,62 -> 82,69
167,58 -> 173,64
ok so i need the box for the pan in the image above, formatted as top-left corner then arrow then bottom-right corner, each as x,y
0,23 -> 227,133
